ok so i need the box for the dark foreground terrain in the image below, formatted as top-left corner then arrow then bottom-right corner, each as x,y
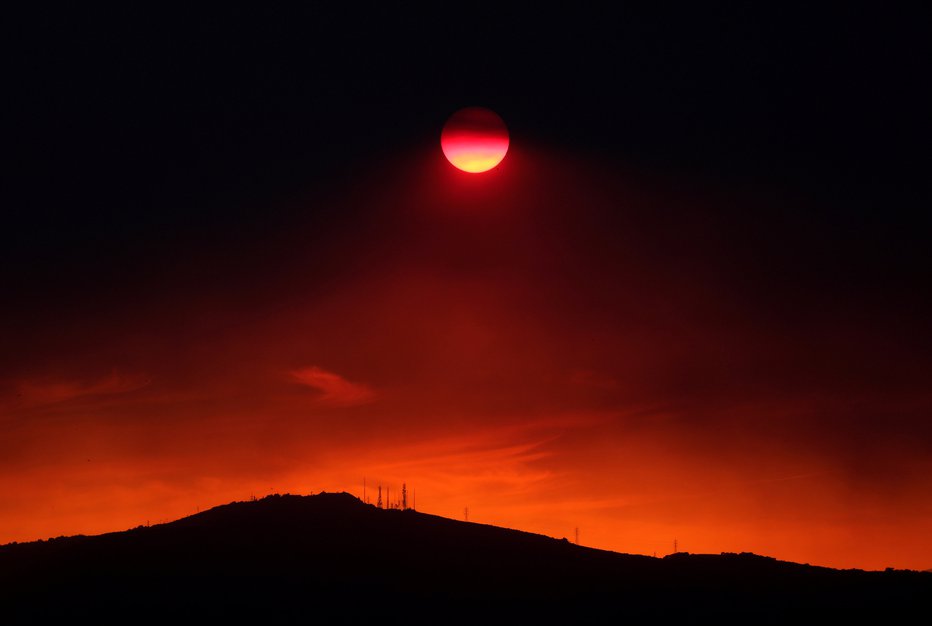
1,493 -> 927,623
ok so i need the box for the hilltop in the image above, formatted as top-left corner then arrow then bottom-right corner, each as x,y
1,492 -> 927,622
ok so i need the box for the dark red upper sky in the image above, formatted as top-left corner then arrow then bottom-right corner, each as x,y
3,6 -> 930,569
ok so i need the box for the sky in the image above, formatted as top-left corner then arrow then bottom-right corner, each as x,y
3,6 -> 931,570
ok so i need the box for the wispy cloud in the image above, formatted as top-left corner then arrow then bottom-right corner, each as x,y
11,371 -> 151,409
289,366 -> 375,407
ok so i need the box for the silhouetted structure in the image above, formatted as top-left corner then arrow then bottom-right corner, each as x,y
363,480 -> 415,511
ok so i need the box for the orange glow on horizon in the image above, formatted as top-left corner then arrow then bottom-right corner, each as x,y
441,107 -> 509,173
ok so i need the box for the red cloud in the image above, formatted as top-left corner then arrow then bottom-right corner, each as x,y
12,371 -> 151,409
289,366 -> 375,407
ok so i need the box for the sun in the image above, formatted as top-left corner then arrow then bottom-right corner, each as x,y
441,107 -> 509,173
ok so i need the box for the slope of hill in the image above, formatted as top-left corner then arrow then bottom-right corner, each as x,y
1,492 -> 927,622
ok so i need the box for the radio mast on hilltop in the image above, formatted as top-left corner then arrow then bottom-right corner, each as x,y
377,484 -> 382,509
402,483 -> 407,510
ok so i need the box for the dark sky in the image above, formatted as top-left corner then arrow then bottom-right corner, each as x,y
3,6 -> 931,569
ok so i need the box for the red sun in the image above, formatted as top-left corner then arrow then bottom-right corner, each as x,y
441,107 -> 509,173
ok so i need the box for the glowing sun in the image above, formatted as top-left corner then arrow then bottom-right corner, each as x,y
441,107 -> 509,173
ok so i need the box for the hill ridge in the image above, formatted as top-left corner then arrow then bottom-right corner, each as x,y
1,491 -> 928,622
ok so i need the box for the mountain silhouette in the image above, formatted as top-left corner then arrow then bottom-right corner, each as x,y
1,492 -> 927,623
